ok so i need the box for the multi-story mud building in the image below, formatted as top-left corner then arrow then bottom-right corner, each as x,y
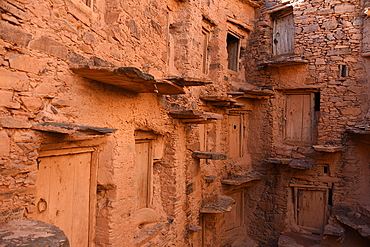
0,0 -> 370,246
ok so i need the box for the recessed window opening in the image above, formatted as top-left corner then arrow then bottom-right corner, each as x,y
323,165 -> 328,174
83,0 -> 92,7
201,28 -> 210,74
227,33 -> 240,71
339,65 -> 348,77
328,188 -> 333,206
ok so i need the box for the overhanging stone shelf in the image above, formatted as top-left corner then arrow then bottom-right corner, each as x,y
32,122 -> 117,135
265,158 -> 292,165
266,158 -> 312,170
165,77 -> 212,86
257,57 -> 309,68
288,160 -> 313,170
221,172 -> 264,186
228,89 -> 274,99
169,110 -> 223,124
313,145 -> 344,153
200,95 -> 237,107
333,205 -> 370,239
347,126 -> 370,135
192,151 -> 227,160
200,195 -> 235,214
71,66 -> 185,94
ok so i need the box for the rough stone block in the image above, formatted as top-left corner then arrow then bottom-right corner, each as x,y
0,68 -> 29,91
8,55 -> 47,74
0,21 -> 32,47
30,36 -> 68,60
0,90 -> 20,109
0,130 -> 10,156
334,4 -> 355,14
21,97 -> 43,112
0,117 -> 32,129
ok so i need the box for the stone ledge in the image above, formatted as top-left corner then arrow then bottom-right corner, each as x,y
192,151 -> 227,160
200,195 -> 235,214
221,172 -> 264,186
164,77 -> 212,86
32,122 -> 116,136
169,110 -> 223,124
257,56 -> 309,68
313,145 -> 344,153
71,66 -> 185,94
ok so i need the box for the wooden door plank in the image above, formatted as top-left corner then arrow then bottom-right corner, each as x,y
72,152 -> 91,247
229,115 -> 242,158
135,141 -> 151,209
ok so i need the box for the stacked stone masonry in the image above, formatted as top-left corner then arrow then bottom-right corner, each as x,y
0,0 -> 370,246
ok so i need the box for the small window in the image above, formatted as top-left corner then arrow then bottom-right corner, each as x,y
83,0 -> 93,7
227,33 -> 240,71
273,9 -> 294,56
339,64 -> 348,78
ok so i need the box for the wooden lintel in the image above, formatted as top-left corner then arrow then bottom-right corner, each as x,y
265,158 -> 292,165
192,151 -> 227,160
32,122 -> 116,136
200,195 -> 235,214
71,66 -> 184,94
164,77 -> 212,86
313,145 -> 344,153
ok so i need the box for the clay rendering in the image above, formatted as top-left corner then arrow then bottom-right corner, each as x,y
0,0 -> 370,246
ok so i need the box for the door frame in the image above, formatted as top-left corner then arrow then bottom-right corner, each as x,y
37,147 -> 98,247
291,184 -> 329,233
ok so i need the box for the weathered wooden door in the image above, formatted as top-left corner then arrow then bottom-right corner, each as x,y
229,115 -> 242,158
273,12 -> 294,55
285,94 -> 314,144
297,189 -> 327,231
225,191 -> 243,231
33,148 -> 95,247
135,141 -> 152,209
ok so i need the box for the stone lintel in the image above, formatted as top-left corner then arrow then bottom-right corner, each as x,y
313,145 -> 344,153
346,126 -> 370,135
257,57 -> 309,68
192,151 -> 227,160
169,110 -> 223,124
200,195 -> 235,214
265,158 -> 293,165
164,77 -> 212,86
32,122 -> 117,136
221,174 -> 264,186
71,66 -> 185,94
288,159 -> 313,170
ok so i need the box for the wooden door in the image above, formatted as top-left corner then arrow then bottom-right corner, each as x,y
225,191 -> 243,231
34,148 -> 94,247
285,94 -> 313,144
135,141 -> 152,209
297,189 -> 327,231
229,115 -> 242,158
273,12 -> 294,55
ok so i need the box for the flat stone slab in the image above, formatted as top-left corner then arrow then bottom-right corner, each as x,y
313,145 -> 344,152
333,205 -> 370,239
165,77 -> 212,86
265,158 -> 293,165
0,218 -> 69,247
33,122 -> 117,136
200,195 -> 235,214
288,160 -> 313,170
221,172 -> 264,186
192,151 -> 227,160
